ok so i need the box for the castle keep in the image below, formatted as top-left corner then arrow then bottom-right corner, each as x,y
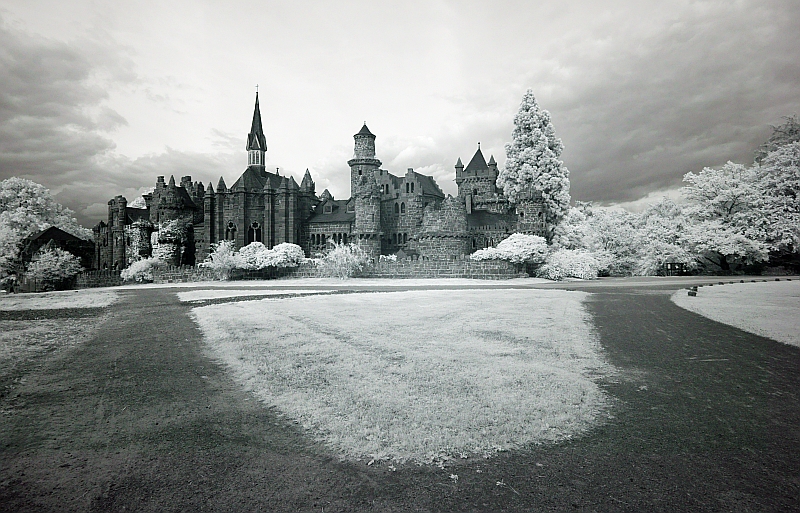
93,94 -> 545,270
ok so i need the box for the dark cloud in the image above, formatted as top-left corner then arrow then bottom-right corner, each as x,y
540,0 -> 800,204
0,17 -> 237,227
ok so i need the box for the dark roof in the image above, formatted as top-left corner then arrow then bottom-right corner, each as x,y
464,148 -> 489,174
126,208 -> 150,223
488,155 -> 496,166
230,167 -> 284,191
413,172 -> 445,197
355,123 -> 374,137
455,157 -> 463,168
467,211 -> 516,229
24,226 -> 85,243
247,92 -> 267,151
307,199 -> 355,224
173,186 -> 200,210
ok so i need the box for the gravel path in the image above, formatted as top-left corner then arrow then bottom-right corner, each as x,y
0,283 -> 797,511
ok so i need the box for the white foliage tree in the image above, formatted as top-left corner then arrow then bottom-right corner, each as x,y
26,246 -> 83,284
317,242 -> 371,279
0,177 -> 91,279
536,249 -> 600,281
470,233 -> 548,264
200,240 -> 238,280
498,89 -> 571,237
759,141 -> 800,254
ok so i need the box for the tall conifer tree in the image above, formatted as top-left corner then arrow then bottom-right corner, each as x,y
499,90 -> 571,236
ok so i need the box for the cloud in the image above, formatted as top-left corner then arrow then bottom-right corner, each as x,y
536,0 -> 800,204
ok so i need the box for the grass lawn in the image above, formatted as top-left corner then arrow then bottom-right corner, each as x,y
671,280 -> 800,348
0,289 -> 118,310
176,289 -> 333,302
193,289 -> 615,465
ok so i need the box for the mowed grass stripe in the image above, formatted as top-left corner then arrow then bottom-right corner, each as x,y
192,289 -> 615,464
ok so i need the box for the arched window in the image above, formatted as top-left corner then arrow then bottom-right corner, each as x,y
343,233 -> 348,244
403,233 -> 407,244
247,222 -> 262,244
410,183 -> 414,193
406,183 -> 410,193
400,202 -> 405,214
394,203 -> 399,214
473,189 -> 478,196
392,233 -> 397,245
225,222 -> 237,241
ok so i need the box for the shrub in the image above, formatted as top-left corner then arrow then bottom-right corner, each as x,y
317,242 -> 371,279
120,256 -> 161,283
200,240 -> 238,280
26,247 -> 83,283
536,249 -> 600,280
257,242 -> 305,268
236,242 -> 305,270
471,233 -> 548,264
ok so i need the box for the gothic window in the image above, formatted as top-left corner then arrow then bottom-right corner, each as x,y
400,203 -> 405,214
225,222 -> 237,241
358,169 -> 362,176
384,184 -> 389,194
248,222 -> 262,244
473,189 -> 478,196
472,238 -> 477,249
403,233 -> 407,244
394,203 -> 399,214
411,183 -> 414,193
406,183 -> 410,193
343,233 -> 348,244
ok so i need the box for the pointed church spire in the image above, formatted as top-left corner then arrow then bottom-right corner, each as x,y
247,92 -> 267,152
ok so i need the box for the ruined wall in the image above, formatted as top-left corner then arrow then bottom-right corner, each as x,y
416,196 -> 471,260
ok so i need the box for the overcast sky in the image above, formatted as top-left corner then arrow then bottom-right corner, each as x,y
1,0 -> 798,227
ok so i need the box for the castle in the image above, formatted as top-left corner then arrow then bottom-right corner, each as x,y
93,93 -> 546,270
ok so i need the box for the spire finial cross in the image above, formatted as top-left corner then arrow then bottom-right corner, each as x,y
478,142 -> 481,149
255,84 -> 259,94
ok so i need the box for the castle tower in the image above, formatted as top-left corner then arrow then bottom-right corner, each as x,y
348,123 -> 382,196
348,123 -> 382,259
246,92 -> 267,169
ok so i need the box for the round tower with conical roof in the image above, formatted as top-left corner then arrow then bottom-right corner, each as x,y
348,123 -> 382,259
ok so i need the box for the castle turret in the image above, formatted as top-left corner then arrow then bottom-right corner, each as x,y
246,92 -> 267,169
348,124 -> 382,259
300,168 -> 315,193
348,123 -> 382,197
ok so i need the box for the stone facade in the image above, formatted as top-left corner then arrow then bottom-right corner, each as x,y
93,92 -> 548,270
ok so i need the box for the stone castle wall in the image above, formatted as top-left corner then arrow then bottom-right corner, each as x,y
75,270 -> 123,289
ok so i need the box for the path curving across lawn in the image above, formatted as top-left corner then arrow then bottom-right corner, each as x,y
0,278 -> 798,511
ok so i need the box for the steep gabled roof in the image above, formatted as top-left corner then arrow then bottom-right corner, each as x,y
126,208 -> 150,223
231,167 -> 267,191
464,147 -> 489,174
411,171 -> 445,198
24,226 -> 85,243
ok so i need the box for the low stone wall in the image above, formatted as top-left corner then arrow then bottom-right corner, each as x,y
144,257 -> 524,283
366,257 -> 525,279
152,265 -> 216,284
75,270 -> 122,289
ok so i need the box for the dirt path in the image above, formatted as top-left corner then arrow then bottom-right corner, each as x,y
1,285 -> 798,511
